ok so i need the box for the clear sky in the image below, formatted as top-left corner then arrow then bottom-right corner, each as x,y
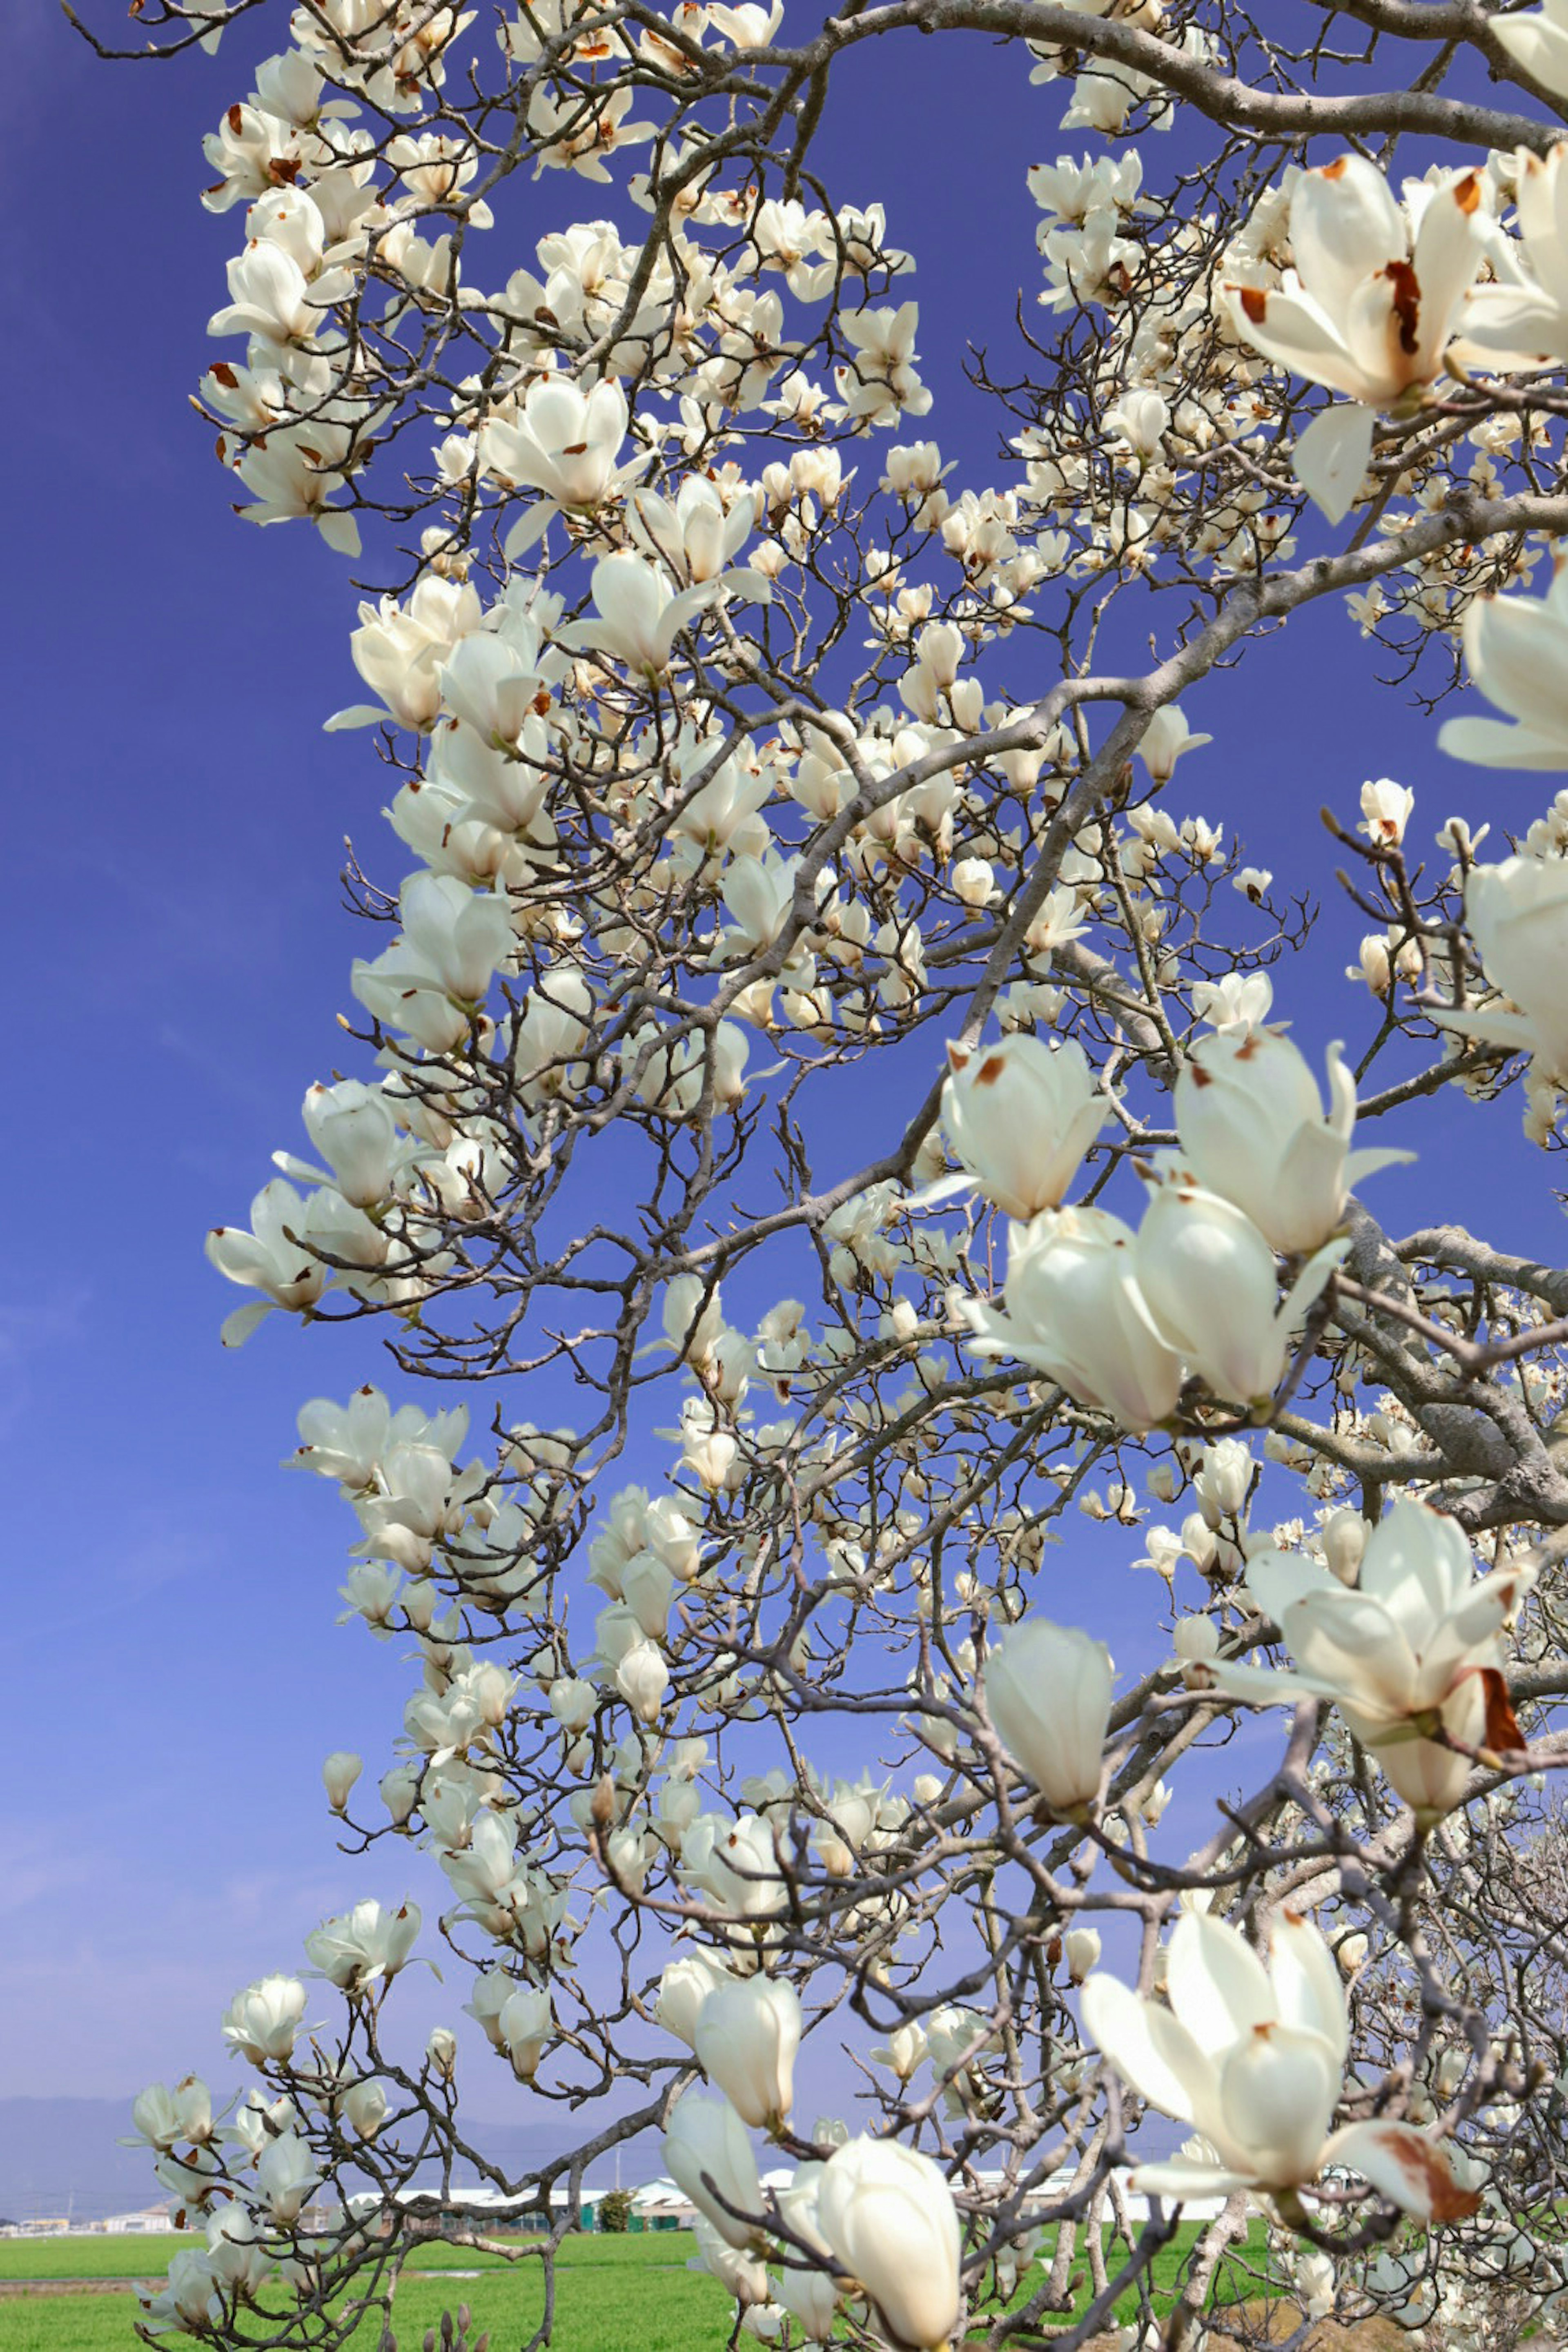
6,2 -> 1564,2147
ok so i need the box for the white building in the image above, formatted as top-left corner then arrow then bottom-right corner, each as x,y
99,2205 -> 178,2236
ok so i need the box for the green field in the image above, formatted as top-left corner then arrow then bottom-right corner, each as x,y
0,2220 -> 1273,2350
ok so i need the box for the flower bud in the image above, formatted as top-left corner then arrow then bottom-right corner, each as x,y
322,1751 -> 363,1813
664,2092 -> 763,2250
985,1615 -> 1112,1813
694,1974 -> 801,2131
815,2136 -> 962,2352
1063,1928 -> 1102,1984
1319,1505 -> 1368,1586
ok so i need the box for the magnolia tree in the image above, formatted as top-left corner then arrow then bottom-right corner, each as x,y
76,0 -> 1568,2343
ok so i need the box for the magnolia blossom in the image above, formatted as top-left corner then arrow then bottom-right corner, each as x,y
321,1750 -> 362,1812
325,574 -> 483,733
656,1949 -> 737,2047
1458,145 -> 1568,373
693,1973 -> 801,2129
1434,855 -> 1568,1082
1082,1908 -> 1480,2218
555,551 -> 764,680
220,1976 -> 307,2065
303,1897 -> 420,1991
815,2136 -> 962,2352
351,872 -> 514,1051
256,2128 -> 320,2225
984,1615 -> 1113,1812
628,475 -> 759,587
772,2163 -> 840,2340
1137,704 -> 1212,784
498,1987 -> 552,2080
275,1079 -> 419,1209
664,2091 -> 764,2248
1134,1171 -> 1348,1408
1214,1499 -> 1532,1816
1174,1027 -> 1410,1257
205,1179 -> 334,1346
127,2077 -> 214,2153
1439,565 -> 1568,769
939,1032 -> 1107,1218
1224,156 -> 1484,522
964,1205 -> 1184,1431
483,376 -> 648,555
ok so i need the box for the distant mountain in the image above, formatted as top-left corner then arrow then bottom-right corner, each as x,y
0,2100 -> 153,2224
0,2100 -> 662,2224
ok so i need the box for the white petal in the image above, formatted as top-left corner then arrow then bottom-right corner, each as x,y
1292,402 -> 1375,526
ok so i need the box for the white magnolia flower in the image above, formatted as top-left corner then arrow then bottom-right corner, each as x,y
1082,1908 -> 1480,2219
276,1079 -> 419,1208
304,1897 -> 420,1991
656,1950 -> 737,2048
126,2077 -> 214,2153
205,1179 -> 334,1347
1434,854 -> 1568,1082
256,2129 -> 320,2225
694,1973 -> 801,2130
815,2136 -> 962,2352
939,1032 -> 1107,1218
207,232 -> 353,347
321,1751 -> 363,1812
964,1206 -> 1185,1432
342,2076 -> 389,2140
1359,777 -> 1415,846
1174,1027 -> 1411,1256
498,1987 -> 552,2081
771,2162 -> 840,2340
1214,1499 -> 1533,1817
664,2091 -> 764,2248
484,376 -> 648,555
1137,704 -> 1212,784
1064,1928 -> 1102,1985
984,1615 -> 1113,1813
325,574 -> 484,733
1134,1171 -> 1348,1409
1439,565 -> 1568,769
555,550 -> 766,679
351,873 -> 514,1051
1224,156 -> 1485,522
220,1975 -> 308,2065
628,475 -> 760,587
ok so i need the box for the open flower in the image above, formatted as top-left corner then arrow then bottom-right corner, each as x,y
1456,144 -> 1568,372
1213,1499 -> 1533,1817
1174,1027 -> 1411,1257
555,550 -> 766,680
963,1205 -> 1184,1432
484,376 -> 650,556
939,1032 -> 1107,1219
1082,1909 -> 1481,2220
205,1179 -> 335,1347
1224,156 -> 1485,522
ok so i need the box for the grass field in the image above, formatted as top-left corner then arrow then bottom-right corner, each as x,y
0,2220 -> 1274,2350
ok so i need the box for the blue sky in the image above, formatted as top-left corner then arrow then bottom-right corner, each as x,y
7,3 -> 1564,2152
